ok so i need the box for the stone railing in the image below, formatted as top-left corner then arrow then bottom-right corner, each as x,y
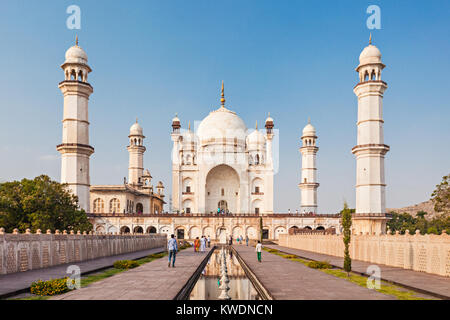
278,230 -> 450,277
0,228 -> 166,275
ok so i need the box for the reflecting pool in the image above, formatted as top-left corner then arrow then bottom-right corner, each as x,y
189,248 -> 261,300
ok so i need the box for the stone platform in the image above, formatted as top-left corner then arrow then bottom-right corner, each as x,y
265,244 -> 450,299
0,247 -> 165,299
52,247 -> 213,300
233,245 -> 393,300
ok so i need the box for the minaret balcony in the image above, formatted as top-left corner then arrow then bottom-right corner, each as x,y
351,143 -> 390,155
56,143 -> 94,156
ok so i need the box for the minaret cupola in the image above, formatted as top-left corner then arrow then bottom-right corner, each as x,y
265,112 -> 274,134
61,35 -> 92,82
356,34 -> 385,83
172,113 -> 181,133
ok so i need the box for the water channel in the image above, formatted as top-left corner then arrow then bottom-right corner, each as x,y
189,247 -> 261,300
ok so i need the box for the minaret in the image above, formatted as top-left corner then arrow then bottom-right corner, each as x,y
127,119 -> 146,186
299,119 -> 319,213
57,36 -> 94,212
264,113 -> 275,214
352,35 -> 390,235
171,113 -> 181,212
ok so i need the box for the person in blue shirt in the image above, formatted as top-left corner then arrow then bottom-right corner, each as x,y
167,234 -> 178,268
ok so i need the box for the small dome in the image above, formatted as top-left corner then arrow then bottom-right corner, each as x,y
65,45 -> 88,65
143,169 -> 152,177
247,129 -> 266,145
359,44 -> 382,66
302,123 -> 316,136
172,114 -> 180,123
130,121 -> 143,136
157,181 -> 164,188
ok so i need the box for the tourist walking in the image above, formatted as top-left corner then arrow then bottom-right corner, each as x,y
256,241 -> 262,263
200,236 -> 206,252
236,236 -> 240,245
207,235 -> 211,248
229,235 -> 233,245
245,235 -> 249,246
194,237 -> 200,252
168,234 -> 178,268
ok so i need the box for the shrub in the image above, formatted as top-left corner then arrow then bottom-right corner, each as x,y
307,261 -> 332,269
113,260 -> 139,269
267,249 -> 278,253
30,278 -> 72,296
283,254 -> 298,259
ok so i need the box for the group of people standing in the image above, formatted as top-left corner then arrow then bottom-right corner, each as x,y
194,235 -> 211,252
228,235 -> 249,246
167,233 -> 263,268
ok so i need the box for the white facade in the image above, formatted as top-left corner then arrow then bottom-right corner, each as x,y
171,83 -> 274,214
352,37 -> 390,234
299,121 -> 319,213
57,38 -> 94,212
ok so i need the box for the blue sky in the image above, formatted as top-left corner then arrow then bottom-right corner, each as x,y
0,0 -> 449,213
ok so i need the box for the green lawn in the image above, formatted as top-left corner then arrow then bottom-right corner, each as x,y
9,247 -> 189,300
262,247 -> 436,300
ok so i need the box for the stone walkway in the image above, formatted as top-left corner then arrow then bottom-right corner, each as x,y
52,247 -> 213,300
0,247 -> 164,299
233,245 -> 393,300
265,244 -> 450,299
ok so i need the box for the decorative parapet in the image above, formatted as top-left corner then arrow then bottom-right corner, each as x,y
279,231 -> 450,277
0,229 -> 166,275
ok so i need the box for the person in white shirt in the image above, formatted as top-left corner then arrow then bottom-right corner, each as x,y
256,241 -> 262,263
207,235 -> 211,248
200,236 -> 206,252
167,234 -> 178,268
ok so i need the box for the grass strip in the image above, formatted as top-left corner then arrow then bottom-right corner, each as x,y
262,247 -> 435,300
10,247 -> 190,300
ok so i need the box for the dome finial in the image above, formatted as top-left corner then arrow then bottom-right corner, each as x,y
136,117 -> 138,124
76,34 -> 79,46
256,120 -> 258,130
188,120 -> 191,131
308,117 -> 311,124
369,33 -> 372,45
220,80 -> 226,107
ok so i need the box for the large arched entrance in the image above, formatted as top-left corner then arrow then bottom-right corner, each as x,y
218,200 -> 228,212
205,164 -> 240,214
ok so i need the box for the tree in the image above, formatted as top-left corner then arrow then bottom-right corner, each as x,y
341,202 -> 352,276
387,211 -> 449,235
431,174 -> 450,215
0,175 -> 92,233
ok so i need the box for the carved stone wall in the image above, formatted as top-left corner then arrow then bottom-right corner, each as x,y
279,231 -> 450,277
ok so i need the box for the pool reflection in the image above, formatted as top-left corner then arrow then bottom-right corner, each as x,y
189,248 -> 261,300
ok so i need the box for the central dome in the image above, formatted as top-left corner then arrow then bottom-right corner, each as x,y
197,106 -> 247,141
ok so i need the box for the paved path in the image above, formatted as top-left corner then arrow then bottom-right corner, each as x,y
233,245 -> 393,300
0,247 -> 164,299
265,244 -> 450,299
52,247 -> 213,300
